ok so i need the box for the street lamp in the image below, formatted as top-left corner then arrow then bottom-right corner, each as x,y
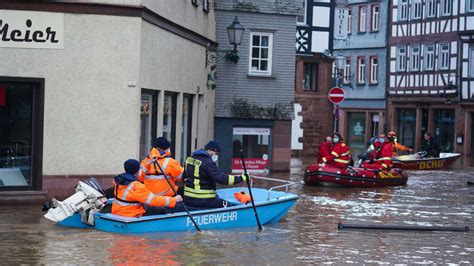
206,16 -> 245,66
334,53 -> 346,87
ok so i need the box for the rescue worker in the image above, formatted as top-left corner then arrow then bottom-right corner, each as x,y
359,133 -> 385,164
388,131 -> 413,156
317,136 -> 332,164
363,132 -> 397,173
420,132 -> 440,158
112,159 -> 182,217
183,140 -> 250,209
139,137 -> 184,196
321,133 -> 351,169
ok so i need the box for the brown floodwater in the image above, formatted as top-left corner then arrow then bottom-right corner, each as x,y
1,157 -> 473,264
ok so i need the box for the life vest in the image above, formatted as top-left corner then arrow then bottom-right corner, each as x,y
112,173 -> 176,217
139,148 -> 184,196
234,191 -> 251,204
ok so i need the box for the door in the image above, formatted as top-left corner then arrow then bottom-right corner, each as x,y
434,109 -> 455,152
0,78 -> 43,190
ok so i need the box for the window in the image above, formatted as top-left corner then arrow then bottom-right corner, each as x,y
399,0 -> 408,21
470,46 -> 474,77
396,46 -> 407,71
371,5 -> 380,31
343,58 -> 351,84
357,57 -> 366,84
424,44 -> 435,70
411,45 -> 420,71
358,6 -> 367,32
202,0 -> 209,12
347,8 -> 352,34
232,128 -> 271,173
297,0 -> 307,24
369,56 -> 378,84
140,92 -> 155,159
426,0 -> 437,17
412,0 -> 422,19
303,63 -> 318,91
163,93 -> 177,154
180,94 -> 193,163
440,0 -> 452,16
439,43 -> 450,70
249,32 -> 273,76
468,0 -> 474,12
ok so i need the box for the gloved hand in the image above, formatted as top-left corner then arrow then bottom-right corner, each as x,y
242,173 -> 252,182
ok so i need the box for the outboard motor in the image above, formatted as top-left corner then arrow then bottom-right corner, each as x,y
44,178 -> 108,226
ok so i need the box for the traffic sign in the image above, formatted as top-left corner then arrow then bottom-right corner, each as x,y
328,87 -> 345,104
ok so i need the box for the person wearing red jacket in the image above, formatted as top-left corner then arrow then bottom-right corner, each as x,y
363,133 -> 396,172
317,136 -> 332,164
321,133 -> 351,169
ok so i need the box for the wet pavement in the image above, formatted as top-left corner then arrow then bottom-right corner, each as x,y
1,157 -> 473,264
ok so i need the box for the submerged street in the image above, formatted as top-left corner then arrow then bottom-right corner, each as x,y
1,157 -> 473,265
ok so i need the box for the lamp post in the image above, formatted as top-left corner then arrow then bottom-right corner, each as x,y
206,16 -> 245,66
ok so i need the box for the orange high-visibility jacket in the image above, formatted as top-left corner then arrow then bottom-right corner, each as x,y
139,148 -> 184,196
393,142 -> 410,156
112,174 -> 176,217
322,142 -> 351,169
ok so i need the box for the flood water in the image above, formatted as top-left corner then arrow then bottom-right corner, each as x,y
1,157 -> 473,264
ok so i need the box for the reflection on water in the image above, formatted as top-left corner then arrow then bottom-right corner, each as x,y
1,156 -> 473,264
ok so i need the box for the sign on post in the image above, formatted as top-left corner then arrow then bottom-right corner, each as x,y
328,87 -> 345,104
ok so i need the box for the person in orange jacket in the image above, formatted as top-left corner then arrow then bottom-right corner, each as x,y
387,131 -> 413,156
317,136 -> 332,164
139,137 -> 184,197
363,133 -> 396,173
321,133 -> 351,169
112,159 -> 183,217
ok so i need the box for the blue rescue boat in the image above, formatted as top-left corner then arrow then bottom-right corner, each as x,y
45,177 -> 298,234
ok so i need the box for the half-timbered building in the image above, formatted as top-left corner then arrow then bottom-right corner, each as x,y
458,0 -> 474,154
293,0 -> 336,156
387,0 -> 459,153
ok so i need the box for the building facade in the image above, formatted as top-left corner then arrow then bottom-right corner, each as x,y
292,0 -> 336,157
214,1 -> 298,173
333,0 -> 388,157
387,0 -> 459,153
0,1 -> 216,202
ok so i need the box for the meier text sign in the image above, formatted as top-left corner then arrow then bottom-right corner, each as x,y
0,10 -> 64,49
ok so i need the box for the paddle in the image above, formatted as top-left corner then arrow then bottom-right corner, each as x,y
153,160 -> 201,232
240,147 -> 263,231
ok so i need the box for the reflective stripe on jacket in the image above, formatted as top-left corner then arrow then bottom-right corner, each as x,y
139,148 -> 184,196
111,173 -> 176,217
322,142 -> 351,169
184,149 -> 244,199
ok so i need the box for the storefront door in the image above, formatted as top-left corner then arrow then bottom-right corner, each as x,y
398,109 -> 416,148
0,78 -> 43,190
347,112 -> 366,158
435,109 -> 455,152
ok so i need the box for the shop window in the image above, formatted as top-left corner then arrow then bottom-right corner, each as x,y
180,94 -> 193,163
163,93 -> 177,154
0,79 -> 43,190
347,112 -> 366,157
397,109 -> 416,148
139,91 -> 157,159
303,63 -> 318,91
232,127 -> 271,174
435,109 -> 455,152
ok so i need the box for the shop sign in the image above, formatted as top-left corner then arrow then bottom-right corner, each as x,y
233,127 -> 270,136
232,157 -> 269,174
0,10 -> 64,49
353,122 -> 363,135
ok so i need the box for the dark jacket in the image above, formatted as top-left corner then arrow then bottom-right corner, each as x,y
421,139 -> 440,158
183,150 -> 244,199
